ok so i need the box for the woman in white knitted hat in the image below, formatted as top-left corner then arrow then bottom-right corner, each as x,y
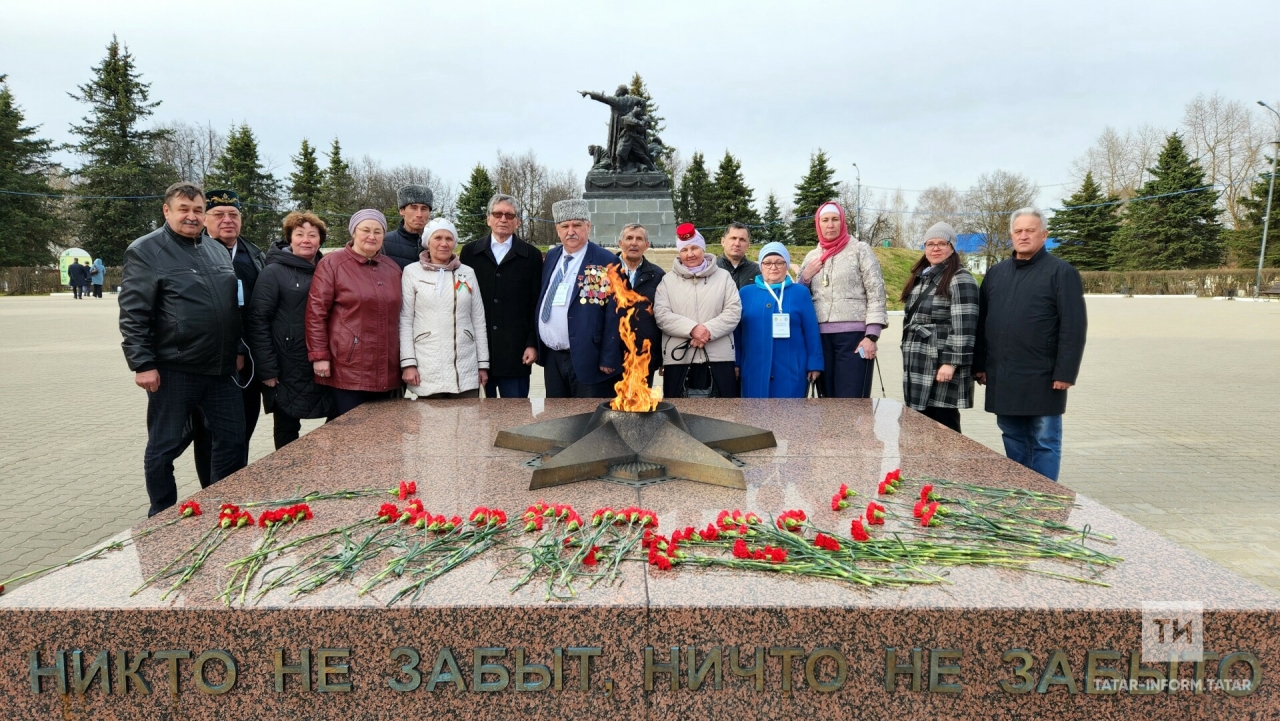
398,218 -> 489,399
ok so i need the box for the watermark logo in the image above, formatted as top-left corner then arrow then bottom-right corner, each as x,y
1142,601 -> 1203,663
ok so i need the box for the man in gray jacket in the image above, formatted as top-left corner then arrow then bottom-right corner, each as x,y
119,182 -> 247,516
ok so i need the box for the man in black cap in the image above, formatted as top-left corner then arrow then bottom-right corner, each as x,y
119,182 -> 246,516
383,184 -> 433,269
185,189 -> 266,486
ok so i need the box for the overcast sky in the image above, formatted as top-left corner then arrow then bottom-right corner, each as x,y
3,0 -> 1278,214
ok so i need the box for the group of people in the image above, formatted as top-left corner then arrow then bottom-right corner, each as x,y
119,182 -> 1085,516
66,257 -> 105,299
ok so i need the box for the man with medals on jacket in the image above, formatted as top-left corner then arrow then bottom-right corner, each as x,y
535,199 -> 621,398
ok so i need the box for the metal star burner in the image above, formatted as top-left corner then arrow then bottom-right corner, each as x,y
495,402 -> 776,490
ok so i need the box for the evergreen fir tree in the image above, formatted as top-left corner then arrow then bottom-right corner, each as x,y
1227,158 -> 1280,267
205,124 -> 281,249
674,152 -> 715,231
1110,133 -> 1221,270
792,149 -> 840,246
628,72 -> 671,170
0,75 -> 58,266
316,138 -> 356,245
1048,172 -> 1119,270
709,151 -> 761,231
756,191 -> 788,244
67,36 -> 174,265
288,138 -> 322,211
455,163 -> 497,242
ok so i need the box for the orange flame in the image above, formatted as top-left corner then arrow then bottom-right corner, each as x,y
605,264 -> 663,412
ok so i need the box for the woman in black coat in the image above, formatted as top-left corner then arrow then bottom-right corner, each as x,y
247,212 -> 335,448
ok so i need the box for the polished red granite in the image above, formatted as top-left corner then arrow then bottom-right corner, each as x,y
1,399 -> 1276,719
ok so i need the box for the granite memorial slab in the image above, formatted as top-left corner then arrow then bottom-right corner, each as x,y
0,398 -> 1276,719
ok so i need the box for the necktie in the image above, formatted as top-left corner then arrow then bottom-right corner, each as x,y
540,253 -> 573,323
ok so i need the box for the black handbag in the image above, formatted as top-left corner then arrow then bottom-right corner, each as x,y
681,346 -> 716,399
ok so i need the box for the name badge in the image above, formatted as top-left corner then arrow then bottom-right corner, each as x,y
772,313 -> 790,338
237,279 -> 244,307
552,282 -> 571,307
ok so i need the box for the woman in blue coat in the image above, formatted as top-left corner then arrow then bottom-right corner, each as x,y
735,243 -> 824,398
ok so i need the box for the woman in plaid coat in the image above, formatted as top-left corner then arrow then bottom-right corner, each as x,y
899,223 -> 979,433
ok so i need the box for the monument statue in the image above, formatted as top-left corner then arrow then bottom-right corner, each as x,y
579,85 -> 668,184
578,81 -> 676,246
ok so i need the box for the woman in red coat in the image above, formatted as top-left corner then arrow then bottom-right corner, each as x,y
306,209 -> 403,416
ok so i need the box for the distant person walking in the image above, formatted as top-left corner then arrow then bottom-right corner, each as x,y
899,222 -> 979,434
459,194 -> 543,398
306,209 -> 404,416
118,182 -> 246,516
90,258 -> 105,298
798,201 -> 888,398
68,259 -> 86,299
247,212 -> 334,449
399,218 -> 490,399
974,208 -> 1087,481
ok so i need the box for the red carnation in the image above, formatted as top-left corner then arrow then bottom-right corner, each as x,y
178,500 -> 202,517
920,484 -> 935,502
850,518 -> 871,542
831,494 -> 849,511
377,503 -> 398,523
815,533 -> 841,551
732,538 -> 750,559
768,547 -> 788,563
878,480 -> 896,495
698,524 -> 719,541
866,501 -> 886,525
583,546 -> 600,566
921,502 -> 941,527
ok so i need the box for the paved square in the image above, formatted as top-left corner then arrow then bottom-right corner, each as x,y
2,293 -> 1277,593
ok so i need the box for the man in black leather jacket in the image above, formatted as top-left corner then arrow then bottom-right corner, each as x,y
118,182 -> 247,516
382,184 -> 432,269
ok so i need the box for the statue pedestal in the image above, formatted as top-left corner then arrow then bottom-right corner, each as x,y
584,172 -> 677,248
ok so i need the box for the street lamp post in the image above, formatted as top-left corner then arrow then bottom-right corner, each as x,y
851,162 -> 862,238
1256,101 -> 1280,297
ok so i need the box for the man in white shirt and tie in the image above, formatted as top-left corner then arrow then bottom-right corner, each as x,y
535,199 -> 620,398
460,194 -> 544,397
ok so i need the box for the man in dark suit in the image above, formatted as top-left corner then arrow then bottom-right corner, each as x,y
536,199 -> 621,398
183,189 -> 265,487
459,193 -> 543,398
602,223 -> 664,384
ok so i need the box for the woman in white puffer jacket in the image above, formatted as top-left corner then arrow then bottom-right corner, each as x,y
399,218 -> 489,398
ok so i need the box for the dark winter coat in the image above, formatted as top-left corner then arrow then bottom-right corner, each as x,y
459,234 -> 544,378
119,225 -> 241,375
900,266 -> 979,411
204,233 -> 267,361
247,247 -> 334,419
973,247 -> 1087,416
716,255 -> 761,290
305,244 -> 403,393
382,221 -> 422,269
68,262 -> 87,286
602,254 -> 665,377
